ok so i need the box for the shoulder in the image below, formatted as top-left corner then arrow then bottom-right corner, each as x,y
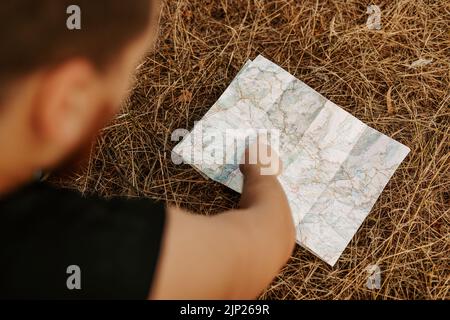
0,182 -> 167,299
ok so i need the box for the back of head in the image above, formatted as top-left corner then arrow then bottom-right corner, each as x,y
0,0 -> 153,100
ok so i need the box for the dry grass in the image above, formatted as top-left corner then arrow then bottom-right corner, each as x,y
52,0 -> 449,299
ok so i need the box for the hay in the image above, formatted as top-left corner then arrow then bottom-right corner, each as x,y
52,0 -> 449,299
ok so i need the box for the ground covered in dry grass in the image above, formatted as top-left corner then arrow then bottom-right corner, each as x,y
54,0 -> 449,299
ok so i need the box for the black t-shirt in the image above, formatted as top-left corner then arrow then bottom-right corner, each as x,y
0,181 -> 166,299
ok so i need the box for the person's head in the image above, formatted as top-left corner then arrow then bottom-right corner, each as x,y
0,0 -> 159,192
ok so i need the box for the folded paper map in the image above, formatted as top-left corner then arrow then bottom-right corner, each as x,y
173,55 -> 410,266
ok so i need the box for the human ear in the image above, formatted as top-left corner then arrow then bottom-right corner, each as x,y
31,59 -> 100,166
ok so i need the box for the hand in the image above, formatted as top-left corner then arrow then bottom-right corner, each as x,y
239,137 -> 283,178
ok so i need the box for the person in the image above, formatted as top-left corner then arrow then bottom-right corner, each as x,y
0,0 -> 295,299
